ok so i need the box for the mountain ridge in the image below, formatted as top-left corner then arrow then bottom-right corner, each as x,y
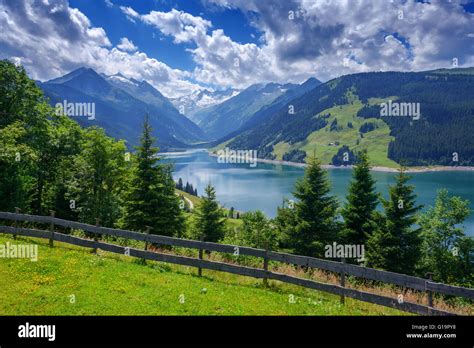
220,68 -> 474,167
39,67 -> 207,150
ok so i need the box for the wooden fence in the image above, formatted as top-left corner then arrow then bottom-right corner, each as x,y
0,211 -> 473,316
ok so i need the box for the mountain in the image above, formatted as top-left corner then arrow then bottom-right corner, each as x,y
39,68 -> 207,150
192,82 -> 298,140
221,69 -> 474,167
170,88 -> 240,122
212,77 -> 321,146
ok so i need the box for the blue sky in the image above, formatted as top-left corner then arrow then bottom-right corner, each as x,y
1,0 -> 473,97
68,0 -> 261,72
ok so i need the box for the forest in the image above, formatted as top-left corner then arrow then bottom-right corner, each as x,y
226,70 -> 474,166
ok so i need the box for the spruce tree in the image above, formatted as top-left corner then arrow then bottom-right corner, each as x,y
366,166 -> 422,274
120,115 -> 184,236
279,155 -> 339,257
340,150 -> 379,246
194,184 -> 226,242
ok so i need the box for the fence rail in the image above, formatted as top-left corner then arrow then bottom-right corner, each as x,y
1,211 -> 473,316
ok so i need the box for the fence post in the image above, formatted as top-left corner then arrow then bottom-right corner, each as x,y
198,234 -> 205,277
92,218 -> 100,254
144,226 -> 151,252
426,272 -> 434,313
142,226 -> 151,264
340,258 -> 346,305
13,207 -> 21,240
49,210 -> 55,247
263,241 -> 269,287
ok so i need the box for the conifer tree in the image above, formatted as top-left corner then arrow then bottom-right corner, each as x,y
279,155 -> 339,257
340,150 -> 379,246
366,166 -> 422,274
120,115 -> 184,236
194,184 -> 226,242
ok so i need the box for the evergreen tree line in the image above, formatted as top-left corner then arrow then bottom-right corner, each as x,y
0,61 -> 185,237
175,178 -> 198,196
0,61 -> 230,246
274,152 -> 474,286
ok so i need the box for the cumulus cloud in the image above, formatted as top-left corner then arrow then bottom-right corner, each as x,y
120,5 -> 284,88
117,37 -> 137,52
122,8 -> 212,44
1,0 -> 473,98
203,0 -> 474,82
0,0 -> 202,97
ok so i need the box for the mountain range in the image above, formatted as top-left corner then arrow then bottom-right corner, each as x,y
38,66 -> 474,167
170,88 -> 240,122
221,68 -> 474,167
188,82 -> 299,140
39,68 -> 206,150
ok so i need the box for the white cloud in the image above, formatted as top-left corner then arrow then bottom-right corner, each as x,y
202,0 -> 474,82
117,37 -> 137,52
139,8 -> 211,44
0,0 -> 203,97
1,0 -> 473,99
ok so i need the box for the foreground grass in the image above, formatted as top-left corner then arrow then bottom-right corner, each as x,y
0,235 -> 407,316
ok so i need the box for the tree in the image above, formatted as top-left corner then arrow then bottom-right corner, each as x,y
177,178 -> 183,190
120,115 -> 184,236
340,150 -> 379,246
193,184 -> 226,242
278,155 -> 339,257
223,211 -> 279,250
417,189 -> 473,284
0,121 -> 34,212
66,127 -> 127,227
366,166 -> 422,274
0,60 -> 83,215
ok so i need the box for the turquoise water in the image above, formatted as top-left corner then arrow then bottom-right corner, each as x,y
163,149 -> 474,235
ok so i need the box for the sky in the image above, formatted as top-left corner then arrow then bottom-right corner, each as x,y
1,0 -> 474,98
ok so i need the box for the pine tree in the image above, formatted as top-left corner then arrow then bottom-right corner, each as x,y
340,150 -> 379,246
120,115 -> 184,236
177,178 -> 183,190
194,184 -> 226,242
366,166 -> 422,274
279,155 -> 339,257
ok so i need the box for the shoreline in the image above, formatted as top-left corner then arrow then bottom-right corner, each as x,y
206,151 -> 474,173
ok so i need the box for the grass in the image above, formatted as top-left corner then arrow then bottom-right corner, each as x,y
272,95 -> 399,168
176,189 -> 201,208
176,189 -> 243,231
0,234 -> 406,315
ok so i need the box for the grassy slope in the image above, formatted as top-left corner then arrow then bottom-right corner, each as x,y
0,235 -> 404,315
176,189 -> 243,230
272,95 -> 399,167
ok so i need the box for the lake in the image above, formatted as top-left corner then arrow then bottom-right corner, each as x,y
163,149 -> 474,235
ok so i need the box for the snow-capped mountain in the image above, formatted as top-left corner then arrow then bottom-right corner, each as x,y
40,68 -> 207,149
170,88 -> 240,121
